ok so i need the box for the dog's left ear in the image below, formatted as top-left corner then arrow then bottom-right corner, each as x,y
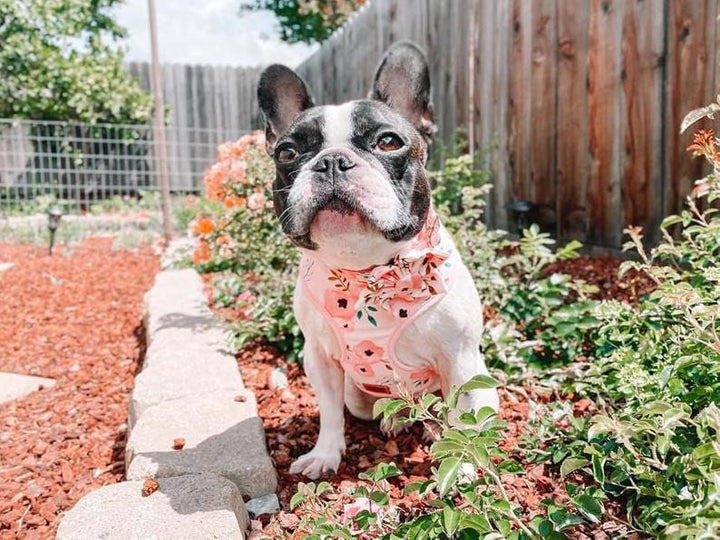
370,41 -> 436,142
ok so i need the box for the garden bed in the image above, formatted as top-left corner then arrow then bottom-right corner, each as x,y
210,255 -> 656,538
0,238 -> 159,538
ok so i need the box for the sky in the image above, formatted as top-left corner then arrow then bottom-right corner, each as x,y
112,0 -> 318,67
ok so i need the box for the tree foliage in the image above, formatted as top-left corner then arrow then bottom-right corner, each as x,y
240,0 -> 364,44
0,0 -> 152,124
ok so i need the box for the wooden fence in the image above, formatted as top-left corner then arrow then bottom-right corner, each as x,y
127,62 -> 262,190
296,0 -> 720,248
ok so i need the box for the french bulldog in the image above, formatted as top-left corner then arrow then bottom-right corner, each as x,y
257,42 -> 499,479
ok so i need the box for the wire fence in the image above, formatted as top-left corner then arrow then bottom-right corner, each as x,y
0,119 -> 248,214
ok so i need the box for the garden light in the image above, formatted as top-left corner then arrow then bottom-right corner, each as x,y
47,206 -> 63,255
508,200 -> 535,234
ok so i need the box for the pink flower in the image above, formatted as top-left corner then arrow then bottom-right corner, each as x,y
342,497 -> 383,523
351,340 -> 383,360
228,159 -> 247,183
236,290 -> 255,305
247,192 -> 267,211
323,289 -> 357,320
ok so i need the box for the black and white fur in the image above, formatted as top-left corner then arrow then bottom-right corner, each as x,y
257,42 -> 498,479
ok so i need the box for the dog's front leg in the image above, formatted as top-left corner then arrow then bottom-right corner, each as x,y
438,347 -> 499,432
289,339 -> 346,479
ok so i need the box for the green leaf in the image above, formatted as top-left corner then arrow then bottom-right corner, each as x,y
573,494 -> 603,523
436,457 -> 462,497
459,513 -> 492,533
372,397 -> 393,419
369,490 -> 389,506
591,455 -> 605,483
432,439 -> 465,455
374,398 -> 406,420
289,491 -> 304,509
549,509 -> 584,531
461,374 -> 499,392
661,214 -> 683,228
316,481 -> 333,497
440,507 -> 462,535
560,457 -> 589,478
367,315 -> 378,326
473,406 -> 497,425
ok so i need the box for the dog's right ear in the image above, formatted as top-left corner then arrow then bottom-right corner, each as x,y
257,65 -> 314,154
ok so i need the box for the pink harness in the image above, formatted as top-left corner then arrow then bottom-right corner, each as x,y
299,209 -> 459,397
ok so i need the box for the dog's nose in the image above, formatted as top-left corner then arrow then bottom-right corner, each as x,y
312,152 -> 356,173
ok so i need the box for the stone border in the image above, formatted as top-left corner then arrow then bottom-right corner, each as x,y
58,266 -> 277,539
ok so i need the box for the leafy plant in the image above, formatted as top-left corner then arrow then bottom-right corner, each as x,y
290,375 -> 606,539
524,115 -> 720,538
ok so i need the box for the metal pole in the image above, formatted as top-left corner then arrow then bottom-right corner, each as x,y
148,0 -> 173,243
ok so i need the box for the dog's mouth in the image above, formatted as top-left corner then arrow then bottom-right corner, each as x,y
288,195 -> 378,249
310,195 -> 375,231
318,196 -> 360,216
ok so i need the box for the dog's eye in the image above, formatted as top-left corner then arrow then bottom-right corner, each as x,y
276,145 -> 299,163
376,133 -> 404,152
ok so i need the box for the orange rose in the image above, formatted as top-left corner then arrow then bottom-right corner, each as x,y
193,217 -> 215,236
223,195 -> 246,209
193,240 -> 211,264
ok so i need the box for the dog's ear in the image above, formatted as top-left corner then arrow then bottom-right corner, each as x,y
257,65 -> 314,154
370,42 -> 436,142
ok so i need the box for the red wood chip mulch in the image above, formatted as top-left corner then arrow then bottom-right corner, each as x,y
0,238 -> 159,539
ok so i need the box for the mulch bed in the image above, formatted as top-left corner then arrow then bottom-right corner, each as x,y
0,238 -> 159,539
543,255 -> 656,304
213,255 -> 653,538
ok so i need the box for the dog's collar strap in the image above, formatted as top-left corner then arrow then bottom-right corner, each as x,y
299,208 -> 459,397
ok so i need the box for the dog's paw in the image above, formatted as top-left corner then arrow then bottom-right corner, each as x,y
289,447 -> 343,479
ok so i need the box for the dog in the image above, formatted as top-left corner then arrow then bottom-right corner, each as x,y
257,42 -> 499,479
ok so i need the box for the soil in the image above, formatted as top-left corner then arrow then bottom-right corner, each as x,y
220,255 -> 652,538
0,238 -> 159,539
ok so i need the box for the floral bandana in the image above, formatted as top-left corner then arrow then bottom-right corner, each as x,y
298,208 -> 460,397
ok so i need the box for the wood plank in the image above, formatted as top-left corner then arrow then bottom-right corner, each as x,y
508,0 -> 533,203
454,0 -> 471,135
556,0 -> 591,241
529,0 -> 558,233
664,0 -> 718,217
475,0 -> 495,223
620,0 -> 665,245
587,0 -> 624,247
490,0 -> 512,231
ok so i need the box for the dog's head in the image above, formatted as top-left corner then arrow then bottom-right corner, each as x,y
257,42 -> 436,269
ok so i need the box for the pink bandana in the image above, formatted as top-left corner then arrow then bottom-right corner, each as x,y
299,209 -> 460,397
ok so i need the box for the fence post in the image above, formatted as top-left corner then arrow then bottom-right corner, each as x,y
148,0 -> 173,243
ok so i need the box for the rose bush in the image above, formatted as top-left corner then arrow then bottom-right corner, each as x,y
190,131 -> 302,358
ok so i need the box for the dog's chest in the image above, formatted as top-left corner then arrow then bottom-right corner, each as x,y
297,213 -> 460,396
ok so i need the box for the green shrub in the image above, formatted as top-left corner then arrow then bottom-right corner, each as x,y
524,120 -> 720,538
